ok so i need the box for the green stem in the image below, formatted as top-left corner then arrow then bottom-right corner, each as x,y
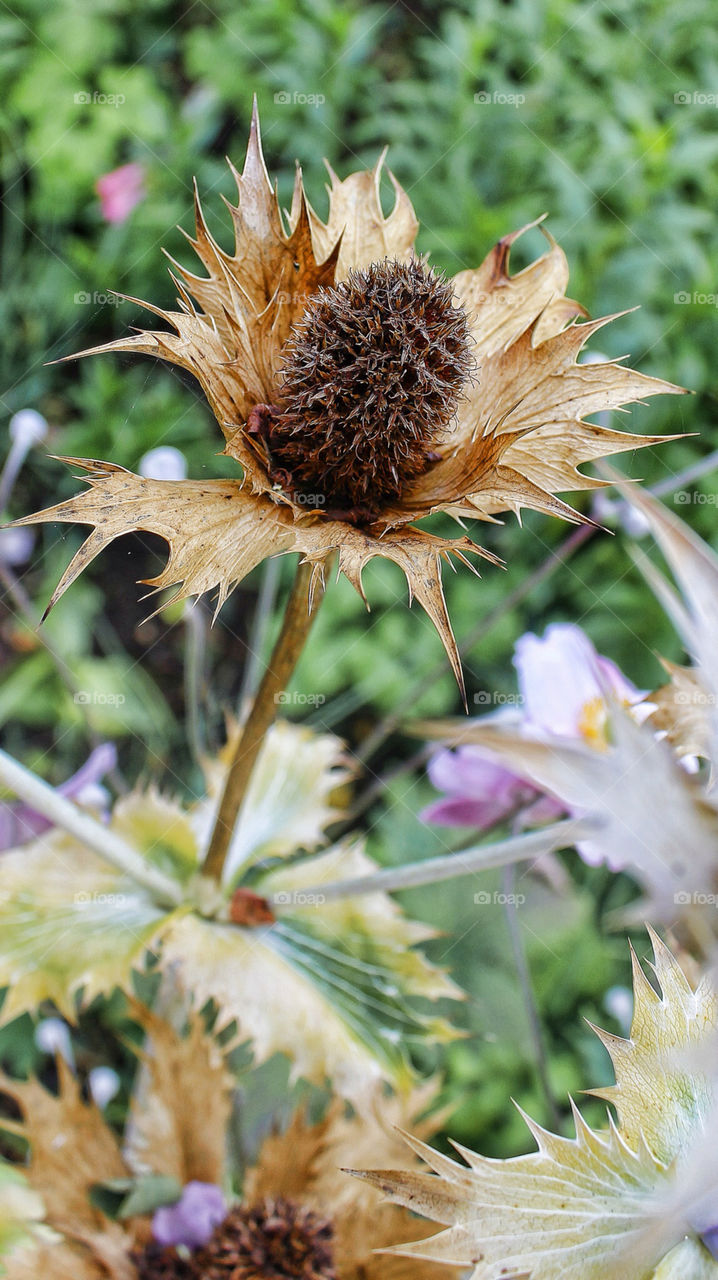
202,559 -> 324,884
501,863 -> 562,1130
0,747 -> 182,907
279,817 -> 596,903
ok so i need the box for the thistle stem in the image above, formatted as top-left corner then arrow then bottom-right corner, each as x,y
0,747 -> 183,907
282,817 -> 597,903
203,559 -> 324,883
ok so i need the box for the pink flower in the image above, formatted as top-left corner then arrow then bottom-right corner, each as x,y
421,747 -> 560,831
95,163 -> 146,224
515,623 -> 643,748
422,624 -> 641,837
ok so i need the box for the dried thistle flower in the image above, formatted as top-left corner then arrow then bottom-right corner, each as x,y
1,1010 -> 452,1280
12,102 -> 684,687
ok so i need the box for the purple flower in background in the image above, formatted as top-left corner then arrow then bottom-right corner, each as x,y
0,743 -> 116,851
96,163 -> 146,224
421,746 -> 562,831
152,1181 -> 227,1250
422,624 -> 642,836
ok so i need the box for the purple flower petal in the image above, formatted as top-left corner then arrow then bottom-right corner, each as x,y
0,743 -> 117,853
152,1181 -> 227,1250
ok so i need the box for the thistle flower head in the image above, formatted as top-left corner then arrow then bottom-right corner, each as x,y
12,102 -> 685,689
138,1198 -> 337,1280
268,258 -> 473,519
196,1198 -> 336,1280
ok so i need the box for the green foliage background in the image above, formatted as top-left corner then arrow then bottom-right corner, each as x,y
0,0 -> 716,1154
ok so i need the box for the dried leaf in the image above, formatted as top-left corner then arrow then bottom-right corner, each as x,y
12,459 -> 295,619
123,1006 -> 234,1185
0,1061 -> 130,1270
303,150 -> 419,279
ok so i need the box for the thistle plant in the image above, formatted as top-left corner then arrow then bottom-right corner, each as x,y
9,102 -> 681,877
0,103 -> 707,1280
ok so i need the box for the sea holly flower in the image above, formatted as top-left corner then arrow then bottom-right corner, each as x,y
0,722 -> 458,1103
12,104 -> 683,689
354,931 -> 718,1280
0,1006 -> 453,1280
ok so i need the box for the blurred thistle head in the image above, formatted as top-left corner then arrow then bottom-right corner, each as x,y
13,99 -> 685,689
2,1004 -> 453,1280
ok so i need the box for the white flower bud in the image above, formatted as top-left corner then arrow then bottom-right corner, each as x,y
9,409 -> 48,447
88,1065 -> 121,1108
139,446 -> 187,481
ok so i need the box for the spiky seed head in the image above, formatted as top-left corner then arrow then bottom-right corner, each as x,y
133,1241 -> 197,1279
196,1197 -> 336,1279
268,258 -> 473,520
133,1198 -> 336,1279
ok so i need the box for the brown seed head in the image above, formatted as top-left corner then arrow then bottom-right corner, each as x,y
196,1196 -> 336,1279
132,1198 -> 336,1280
266,258 -> 473,520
